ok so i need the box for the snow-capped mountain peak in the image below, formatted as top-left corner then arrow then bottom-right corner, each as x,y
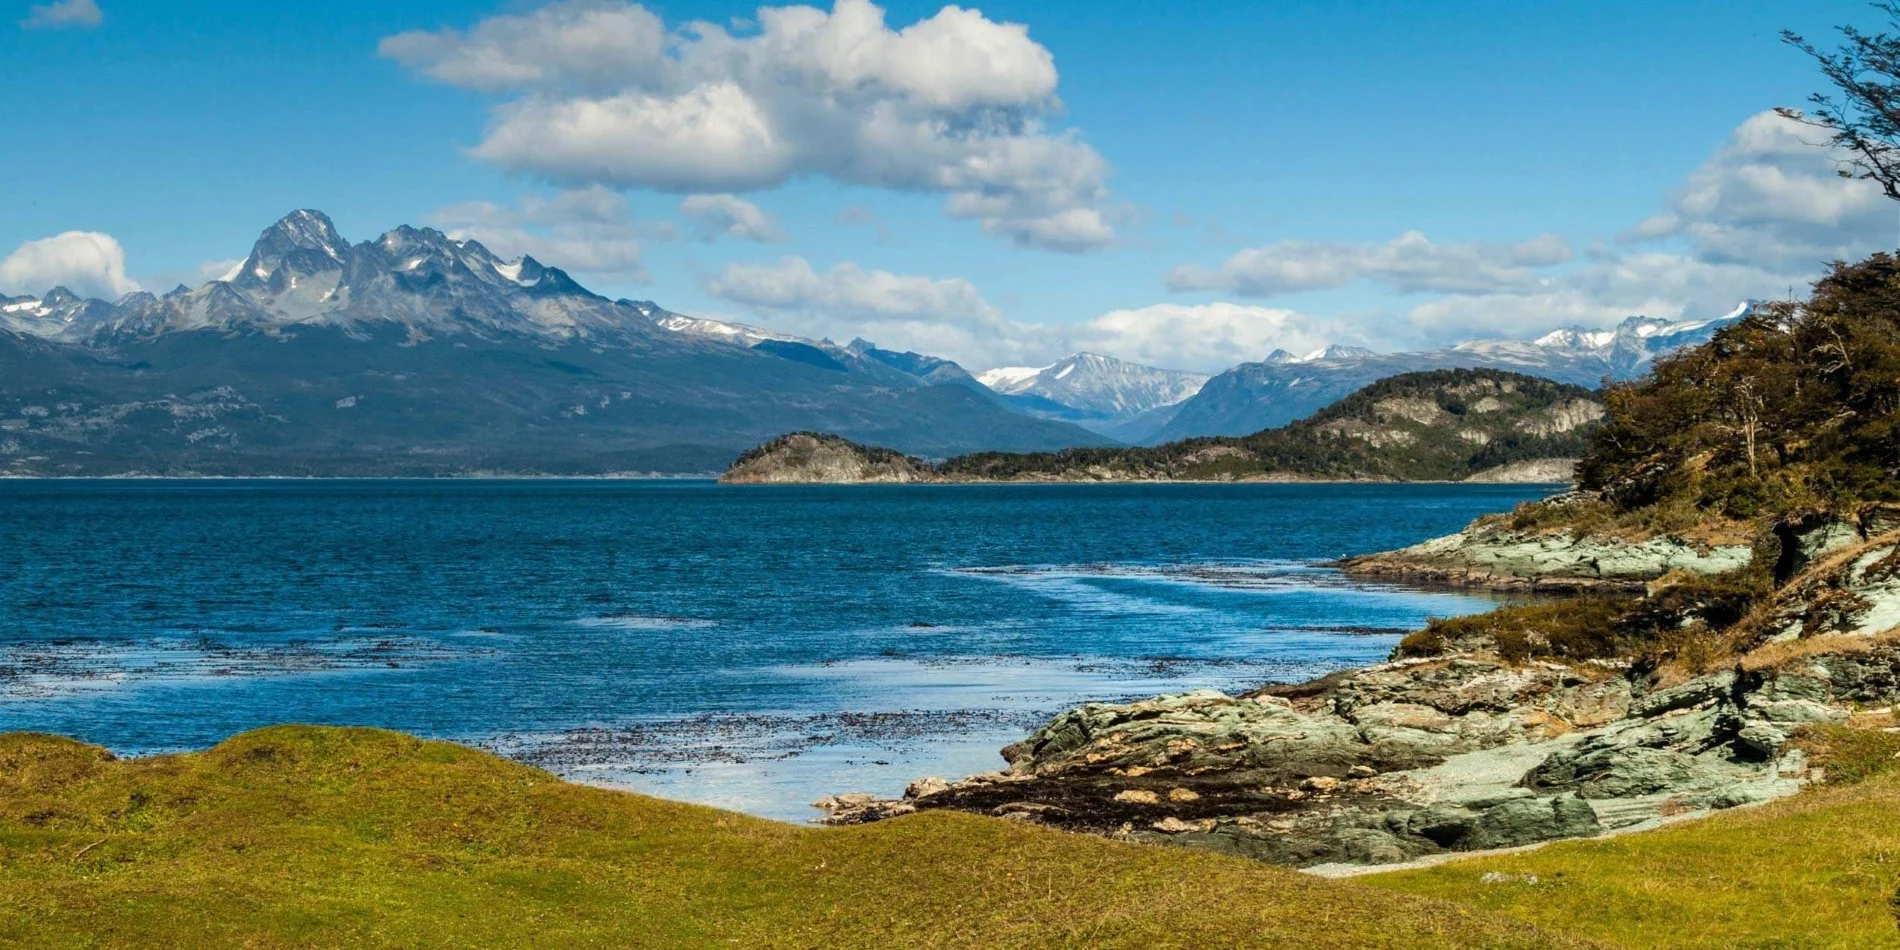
1294,344 -> 1378,363
975,352 -> 1209,418
1532,327 -> 1618,351
1519,302 -> 1756,375
0,209 -> 670,345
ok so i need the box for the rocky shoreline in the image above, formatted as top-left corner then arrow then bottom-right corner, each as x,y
815,649 -> 1857,868
816,507 -> 1900,873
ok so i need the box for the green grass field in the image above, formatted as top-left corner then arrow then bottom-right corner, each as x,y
0,726 -> 1583,949
8,724 -> 1900,948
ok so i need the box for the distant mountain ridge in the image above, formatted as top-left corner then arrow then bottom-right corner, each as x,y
0,211 -> 1106,476
1144,305 -> 1753,443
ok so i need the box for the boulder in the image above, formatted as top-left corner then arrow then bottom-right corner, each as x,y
1464,795 -> 1600,850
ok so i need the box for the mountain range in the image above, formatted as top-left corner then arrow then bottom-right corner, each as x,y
0,209 -> 1751,474
0,211 -> 1104,476
1137,305 -> 1751,442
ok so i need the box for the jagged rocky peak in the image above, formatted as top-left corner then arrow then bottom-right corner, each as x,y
507,255 -> 548,286
1532,327 -> 1617,352
230,209 -> 351,289
376,224 -> 467,272
1263,348 -> 1298,364
41,286 -> 81,307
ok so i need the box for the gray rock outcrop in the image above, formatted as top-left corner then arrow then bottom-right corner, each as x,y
1340,496 -> 1754,591
825,648 -> 1874,870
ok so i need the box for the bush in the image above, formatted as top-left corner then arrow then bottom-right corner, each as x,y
1792,723 -> 1900,785
1399,599 -> 1633,662
1394,569 -> 1774,667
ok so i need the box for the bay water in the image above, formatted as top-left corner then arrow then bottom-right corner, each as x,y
0,480 -> 1552,820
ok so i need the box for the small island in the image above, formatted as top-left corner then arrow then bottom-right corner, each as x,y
719,431 -> 943,484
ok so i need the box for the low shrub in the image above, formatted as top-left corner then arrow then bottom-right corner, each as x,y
1792,723 -> 1900,786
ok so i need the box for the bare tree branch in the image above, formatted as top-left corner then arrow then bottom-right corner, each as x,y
1783,3 -> 1900,201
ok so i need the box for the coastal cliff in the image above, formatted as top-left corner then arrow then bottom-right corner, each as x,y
724,369 -> 1600,484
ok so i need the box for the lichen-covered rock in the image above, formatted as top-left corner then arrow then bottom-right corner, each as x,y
1002,689 -> 1423,780
1340,522 -> 1753,592
839,645 -> 1890,870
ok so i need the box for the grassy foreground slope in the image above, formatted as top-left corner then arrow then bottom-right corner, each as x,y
0,726 -> 1581,949
1369,731 -> 1900,949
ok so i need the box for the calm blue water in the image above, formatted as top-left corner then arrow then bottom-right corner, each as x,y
0,480 -> 1554,819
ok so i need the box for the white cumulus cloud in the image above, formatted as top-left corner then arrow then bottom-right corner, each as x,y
430,187 -> 651,282
382,0 -> 1114,251
379,0 -> 666,92
1166,231 -> 1574,297
1403,253 -> 1797,340
0,231 -> 139,298
1626,110 -> 1894,267
21,0 -> 102,29
681,194 -> 785,243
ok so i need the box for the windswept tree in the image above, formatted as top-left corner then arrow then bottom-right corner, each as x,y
1782,3 -> 1900,200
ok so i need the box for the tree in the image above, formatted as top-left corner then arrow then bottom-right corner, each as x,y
1782,3 -> 1900,201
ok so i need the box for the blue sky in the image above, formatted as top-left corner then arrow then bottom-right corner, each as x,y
1,0 -> 1891,371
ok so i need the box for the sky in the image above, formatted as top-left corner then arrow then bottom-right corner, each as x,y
1,0 -> 1894,372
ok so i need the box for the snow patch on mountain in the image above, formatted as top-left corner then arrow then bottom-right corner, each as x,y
652,312 -> 803,347
975,353 -> 1209,419
977,364 -> 1052,392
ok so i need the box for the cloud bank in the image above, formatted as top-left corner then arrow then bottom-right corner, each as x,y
1165,110 -> 1894,341
704,256 -> 1342,371
1166,232 -> 1574,297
